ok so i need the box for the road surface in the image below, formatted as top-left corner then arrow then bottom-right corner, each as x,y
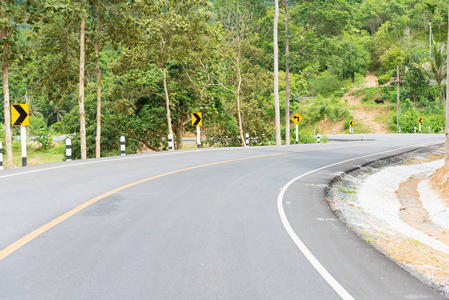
0,134 -> 446,299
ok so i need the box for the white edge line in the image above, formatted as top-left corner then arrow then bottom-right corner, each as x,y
277,141 -> 441,300
0,144 -> 264,180
0,142 -> 341,180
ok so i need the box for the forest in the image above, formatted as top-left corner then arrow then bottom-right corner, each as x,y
1,0 -> 448,165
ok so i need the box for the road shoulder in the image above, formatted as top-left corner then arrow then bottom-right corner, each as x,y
328,145 -> 449,297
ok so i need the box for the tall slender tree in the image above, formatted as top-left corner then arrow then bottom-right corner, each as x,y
446,3 -> 449,163
274,0 -> 281,145
79,1 -> 87,159
217,2 -> 258,146
0,0 -> 42,168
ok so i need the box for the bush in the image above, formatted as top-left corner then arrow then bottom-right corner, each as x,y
377,74 -> 391,86
309,71 -> 343,96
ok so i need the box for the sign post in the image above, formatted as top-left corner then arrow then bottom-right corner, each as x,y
349,120 -> 354,134
192,112 -> 202,149
418,118 -> 423,133
290,112 -> 303,144
11,104 -> 30,167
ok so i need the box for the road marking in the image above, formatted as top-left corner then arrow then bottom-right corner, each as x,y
277,141 -> 441,300
0,139 -> 437,261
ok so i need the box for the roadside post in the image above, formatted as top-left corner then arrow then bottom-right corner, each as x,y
66,138 -> 72,161
418,118 -> 423,133
290,112 -> 303,145
317,134 -> 321,143
120,136 -> 126,155
414,127 -> 417,134
11,104 -> 30,167
246,133 -> 249,147
441,127 -> 444,134
428,127 -> 431,134
168,134 -> 174,151
296,125 -> 299,144
399,127 -> 401,134
349,120 -> 354,134
0,141 -> 3,170
191,112 -> 202,149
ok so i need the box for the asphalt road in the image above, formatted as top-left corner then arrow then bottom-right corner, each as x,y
0,134 -> 446,299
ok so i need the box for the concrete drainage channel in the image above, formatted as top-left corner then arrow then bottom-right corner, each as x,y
326,145 -> 449,297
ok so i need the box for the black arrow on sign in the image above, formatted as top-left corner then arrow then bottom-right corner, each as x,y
13,105 -> 28,126
193,113 -> 201,126
294,116 -> 300,122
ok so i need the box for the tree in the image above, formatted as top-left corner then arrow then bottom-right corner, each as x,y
127,0 -> 211,150
216,1 -> 261,146
403,50 -> 429,105
0,0 -> 43,168
79,0 -> 87,159
414,43 -> 447,106
331,39 -> 370,88
446,1 -> 449,163
273,0 -> 281,145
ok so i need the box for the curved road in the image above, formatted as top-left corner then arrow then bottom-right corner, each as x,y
0,134 -> 446,299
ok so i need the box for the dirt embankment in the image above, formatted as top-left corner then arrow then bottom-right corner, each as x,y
328,147 -> 449,296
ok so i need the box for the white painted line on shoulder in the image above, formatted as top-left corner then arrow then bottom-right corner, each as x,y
277,141 -> 441,300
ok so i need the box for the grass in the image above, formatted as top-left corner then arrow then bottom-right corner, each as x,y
338,187 -> 356,194
5,141 -> 65,168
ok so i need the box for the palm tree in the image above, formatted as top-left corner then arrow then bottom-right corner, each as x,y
413,43 -> 447,106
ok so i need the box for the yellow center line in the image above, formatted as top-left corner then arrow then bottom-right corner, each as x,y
0,138 -> 425,260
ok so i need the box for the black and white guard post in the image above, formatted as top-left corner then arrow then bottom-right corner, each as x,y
419,124 -> 421,133
428,127 -> 431,134
317,134 -> 321,143
441,127 -> 444,134
120,136 -> 126,155
66,138 -> 72,161
0,141 -> 3,170
399,127 -> 401,134
333,129 -> 336,135
168,134 -> 174,151
414,127 -> 416,134
246,133 -> 249,147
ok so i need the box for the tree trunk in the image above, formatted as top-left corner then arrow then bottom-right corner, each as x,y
1,26 -> 12,168
79,16 -> 87,159
162,65 -> 173,138
236,44 -> 245,147
95,5 -> 102,158
175,103 -> 185,150
446,5 -> 449,163
284,0 -> 290,145
273,0 -> 282,145
95,50 -> 101,158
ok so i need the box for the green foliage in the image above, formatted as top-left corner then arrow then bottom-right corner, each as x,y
308,71 -> 343,96
403,50 -> 429,103
393,98 -> 445,133
331,38 -> 371,85
380,46 -> 405,72
301,96 -> 351,124
377,74 -> 391,86
29,117 -> 53,150
2,0 -> 449,163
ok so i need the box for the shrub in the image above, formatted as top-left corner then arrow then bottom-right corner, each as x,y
377,74 -> 391,86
